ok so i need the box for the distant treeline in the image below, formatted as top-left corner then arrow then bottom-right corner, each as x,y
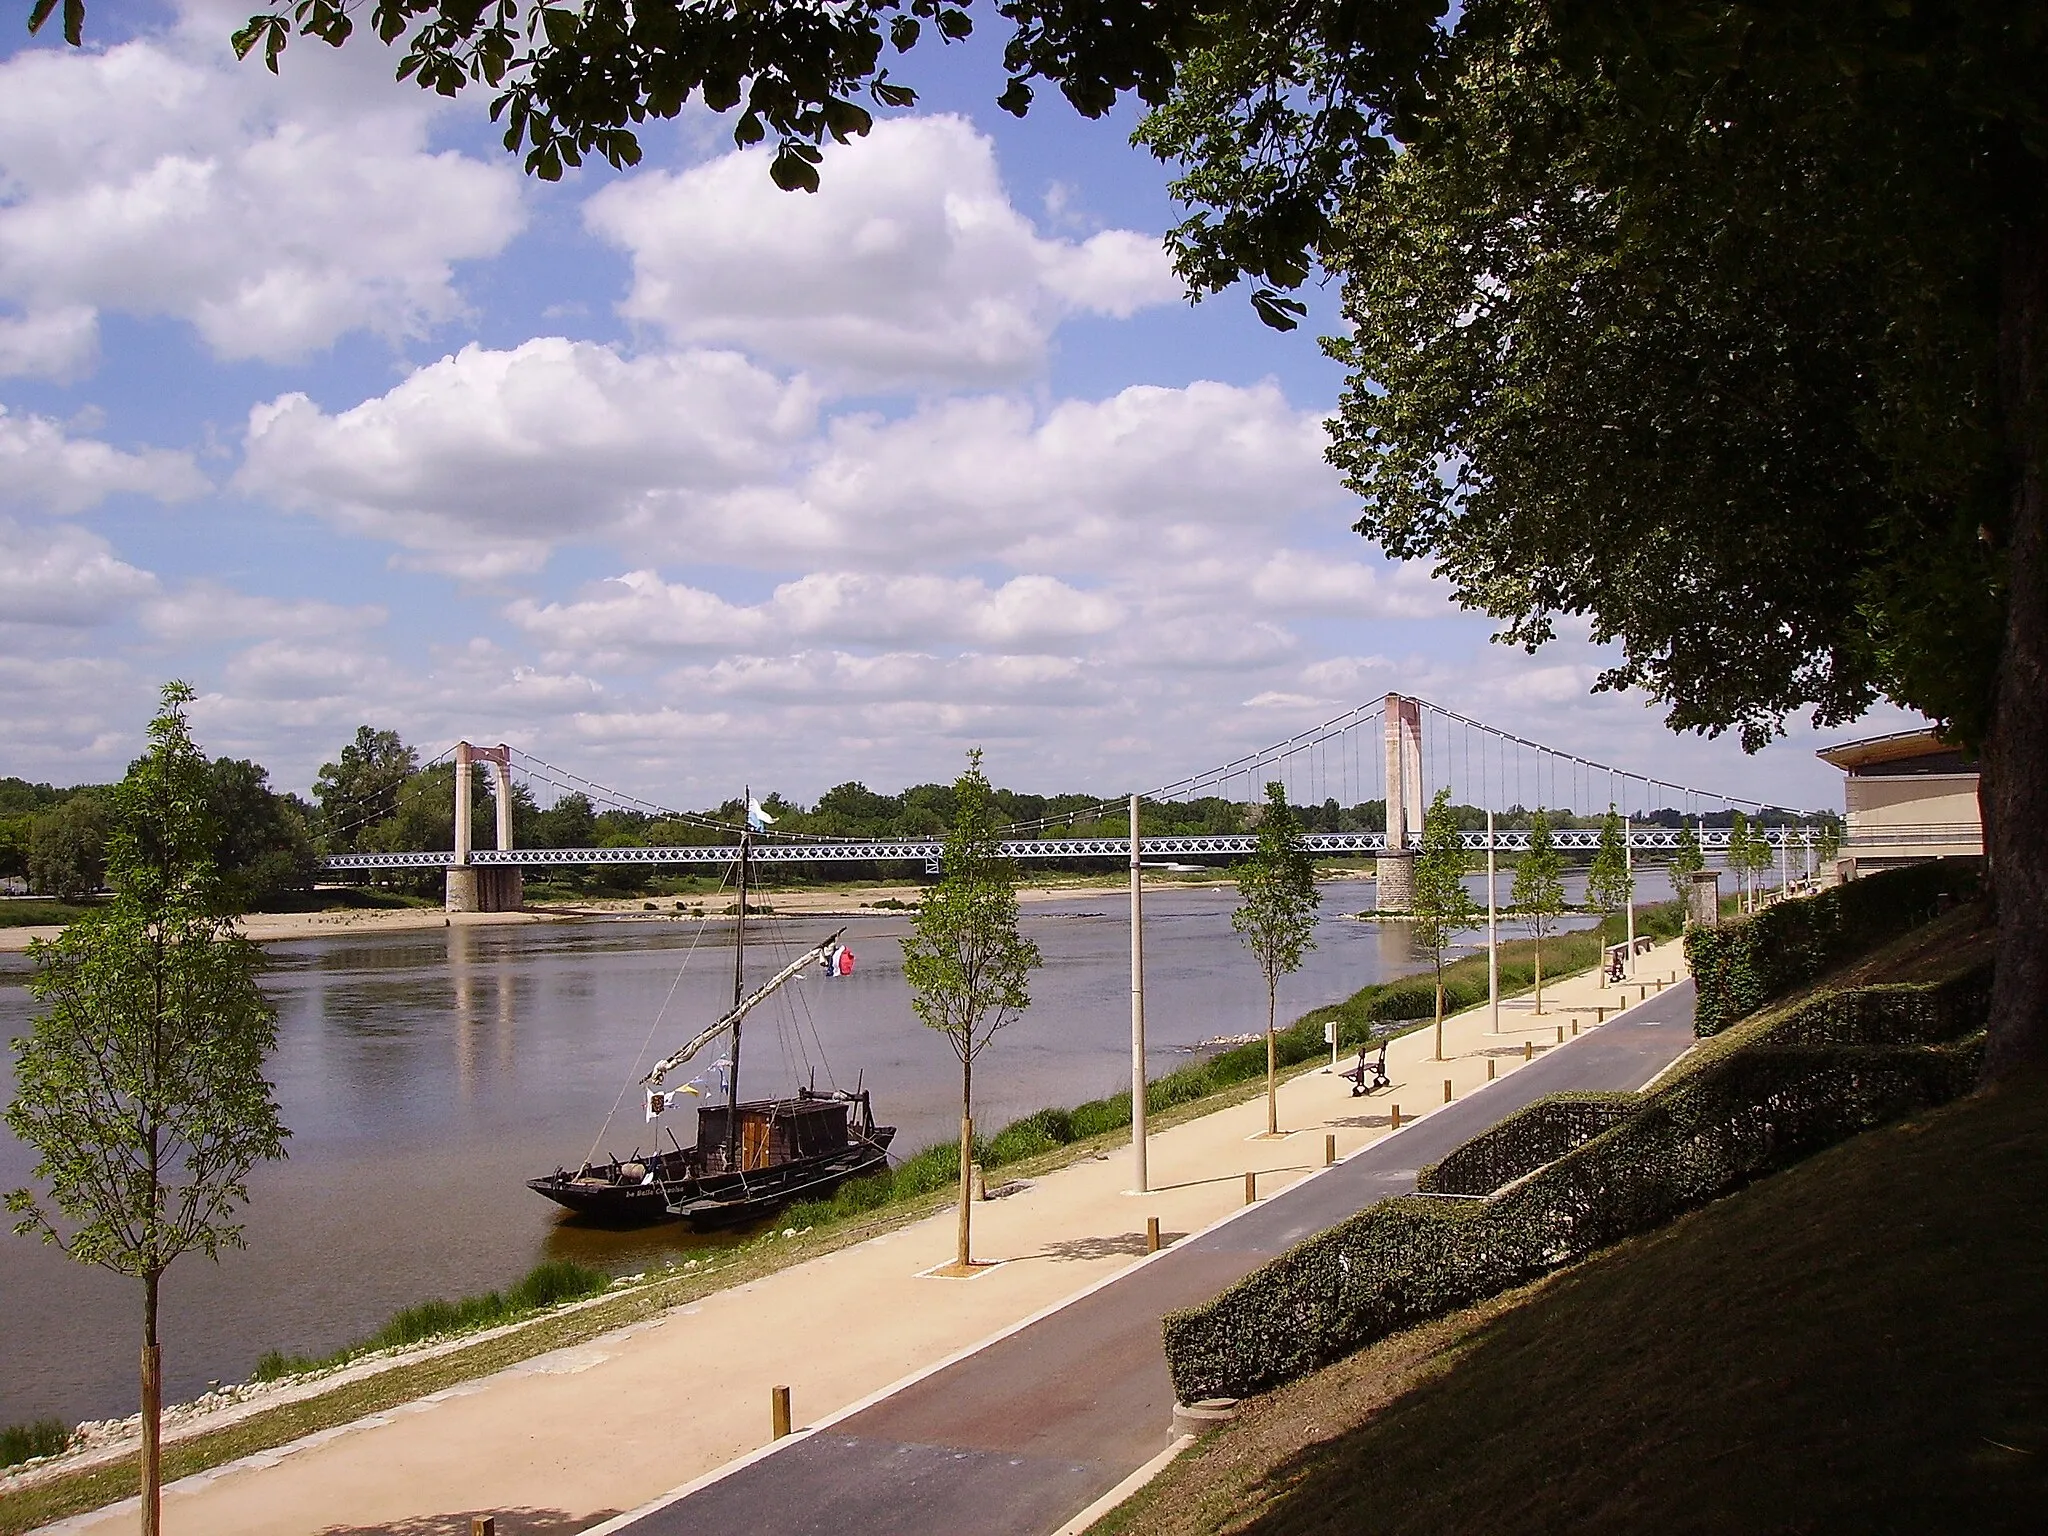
2,720 -> 1843,907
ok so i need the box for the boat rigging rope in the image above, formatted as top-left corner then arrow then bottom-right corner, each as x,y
582,860 -> 735,1168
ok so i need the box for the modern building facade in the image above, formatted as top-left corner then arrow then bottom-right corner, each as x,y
1817,727 -> 1983,877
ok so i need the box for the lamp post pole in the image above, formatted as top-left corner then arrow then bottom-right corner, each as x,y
1487,807 -> 1500,1032
1129,794 -> 1148,1194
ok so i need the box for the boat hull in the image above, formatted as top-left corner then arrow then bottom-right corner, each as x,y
527,1128 -> 896,1229
670,1130 -> 896,1231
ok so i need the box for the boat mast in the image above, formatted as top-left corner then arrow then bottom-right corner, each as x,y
728,798 -> 750,1168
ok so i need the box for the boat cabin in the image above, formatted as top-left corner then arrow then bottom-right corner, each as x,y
695,1097 -> 851,1173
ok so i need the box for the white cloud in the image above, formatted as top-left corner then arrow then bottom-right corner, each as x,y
584,114 -> 1179,387
0,305 -> 97,380
1246,550 -> 1451,619
0,407 -> 208,514
510,568 -> 1121,665
0,517 -> 159,627
0,5 -> 522,372
238,343 -> 1334,579
139,581 -> 387,644
238,338 -> 817,577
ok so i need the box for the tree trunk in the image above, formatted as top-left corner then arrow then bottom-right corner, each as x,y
1434,971 -> 1445,1061
141,1268 -> 162,1536
956,1053 -> 974,1269
1533,938 -> 1544,1016
1264,985 -> 1278,1136
1986,223 -> 2048,1080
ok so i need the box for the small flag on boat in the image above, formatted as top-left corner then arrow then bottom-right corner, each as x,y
747,798 -> 776,831
645,1083 -> 702,1120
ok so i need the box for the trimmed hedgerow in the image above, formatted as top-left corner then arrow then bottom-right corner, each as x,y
1161,965 -> 1991,1404
1686,860 -> 1981,1036
1416,1093 -> 1641,1198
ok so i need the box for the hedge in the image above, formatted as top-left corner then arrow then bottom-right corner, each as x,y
1161,965 -> 1990,1404
1686,859 -> 1981,1035
1416,1093 -> 1641,1198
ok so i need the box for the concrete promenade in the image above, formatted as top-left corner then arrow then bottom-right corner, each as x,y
36,942 -> 1692,1536
603,972 -> 1700,1536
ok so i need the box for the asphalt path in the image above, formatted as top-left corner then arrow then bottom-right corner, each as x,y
613,981 -> 1699,1536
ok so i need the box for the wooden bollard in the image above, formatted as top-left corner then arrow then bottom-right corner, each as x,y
1147,1215 -> 1161,1253
771,1385 -> 792,1440
1325,1133 -> 1336,1166
1523,1040 -> 1533,1061
472,1520 -> 495,1536
1488,1059 -> 1497,1081
1572,1019 -> 1579,1036
1391,1103 -> 1402,1129
1244,1171 -> 1257,1204
1443,1079 -> 1453,1103
1596,1006 -> 1606,1024
1556,1025 -> 1565,1044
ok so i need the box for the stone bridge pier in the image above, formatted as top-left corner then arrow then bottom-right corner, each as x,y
1375,693 -> 1423,913
445,741 -> 524,913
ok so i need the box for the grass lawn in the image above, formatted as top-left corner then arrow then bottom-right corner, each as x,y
1091,1067 -> 2048,1536
0,899 -> 94,928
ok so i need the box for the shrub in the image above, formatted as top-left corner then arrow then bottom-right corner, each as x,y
0,1418 -> 70,1469
1686,860 -> 1981,1035
1417,1093 -> 1641,1198
1162,965 -> 1991,1403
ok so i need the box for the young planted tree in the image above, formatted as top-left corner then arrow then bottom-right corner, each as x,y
1232,782 -> 1320,1135
1667,823 -> 1706,906
900,749 -> 1041,1271
1588,809 -> 1635,956
5,683 -> 289,1536
1411,788 -> 1478,1062
1511,810 -> 1566,1015
1728,813 -> 1769,914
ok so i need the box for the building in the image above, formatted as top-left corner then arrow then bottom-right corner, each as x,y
1816,727 -> 1983,877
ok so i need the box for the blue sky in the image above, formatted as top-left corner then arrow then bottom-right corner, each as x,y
0,2 -> 1904,812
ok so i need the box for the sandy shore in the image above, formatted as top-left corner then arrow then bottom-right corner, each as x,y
0,874 -> 1337,954
13,941 -> 1688,1536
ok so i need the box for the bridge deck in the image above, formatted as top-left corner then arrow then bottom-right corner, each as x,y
323,829 -> 1800,870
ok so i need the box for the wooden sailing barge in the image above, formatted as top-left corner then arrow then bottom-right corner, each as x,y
528,826 -> 895,1230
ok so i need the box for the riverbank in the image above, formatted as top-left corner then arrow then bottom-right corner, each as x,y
0,873 -> 1355,954
0,936 -> 1689,1535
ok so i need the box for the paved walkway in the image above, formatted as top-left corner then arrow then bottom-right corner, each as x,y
601,975 -> 1699,1536
37,946 -> 1691,1536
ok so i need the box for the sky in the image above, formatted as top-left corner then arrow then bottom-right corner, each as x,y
0,2 -> 1912,814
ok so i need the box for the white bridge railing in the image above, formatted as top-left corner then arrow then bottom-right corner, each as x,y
320,825 -> 1817,872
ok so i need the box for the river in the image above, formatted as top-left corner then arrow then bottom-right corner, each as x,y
0,880 -> 1601,1428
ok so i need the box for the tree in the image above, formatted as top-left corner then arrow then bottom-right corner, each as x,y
900,749 -> 1041,1271
1588,809 -> 1634,949
1728,813 -> 1771,915
1411,787 -> 1476,1062
1511,809 -> 1565,1016
1667,823 -> 1706,907
1232,780 -> 1320,1135
207,758 -> 319,911
5,683 -> 288,1536
27,793 -> 110,902
313,726 -> 418,853
1135,6 -> 2047,1076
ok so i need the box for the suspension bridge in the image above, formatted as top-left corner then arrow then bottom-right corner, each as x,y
318,694 -> 1825,913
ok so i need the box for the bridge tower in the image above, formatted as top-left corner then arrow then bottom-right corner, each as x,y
1376,694 -> 1424,913
445,741 -> 524,913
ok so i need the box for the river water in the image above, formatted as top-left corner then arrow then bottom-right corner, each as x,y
0,881 -> 1598,1427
